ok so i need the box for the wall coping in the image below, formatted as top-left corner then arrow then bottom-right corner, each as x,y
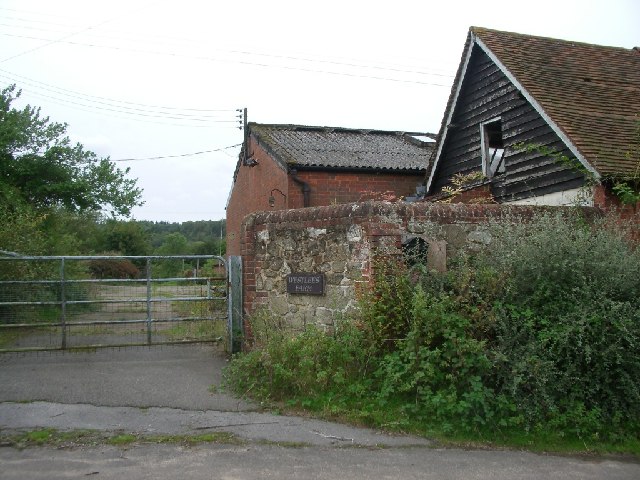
242,200 -> 600,229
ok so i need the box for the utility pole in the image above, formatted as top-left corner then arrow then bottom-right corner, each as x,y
243,107 -> 248,165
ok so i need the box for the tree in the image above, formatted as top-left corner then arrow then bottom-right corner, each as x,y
154,232 -> 191,278
103,220 -> 151,256
0,84 -> 143,216
155,232 -> 190,256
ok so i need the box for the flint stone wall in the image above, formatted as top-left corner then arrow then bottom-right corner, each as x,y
239,201 -> 596,335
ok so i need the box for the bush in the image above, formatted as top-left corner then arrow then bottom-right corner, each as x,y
225,310 -> 374,410
87,258 -> 140,279
225,210 -> 640,442
479,213 -> 640,437
375,288 -> 500,432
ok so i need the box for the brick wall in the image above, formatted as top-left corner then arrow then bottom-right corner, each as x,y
227,134 -> 425,255
239,201 -> 597,341
287,170 -> 424,209
593,184 -> 640,241
593,184 -> 640,220
226,139 -> 289,256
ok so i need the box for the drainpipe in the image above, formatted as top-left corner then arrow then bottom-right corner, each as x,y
290,169 -> 311,207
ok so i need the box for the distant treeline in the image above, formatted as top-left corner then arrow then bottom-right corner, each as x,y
138,220 -> 226,248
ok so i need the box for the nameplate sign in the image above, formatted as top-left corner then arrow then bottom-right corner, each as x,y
286,273 -> 325,295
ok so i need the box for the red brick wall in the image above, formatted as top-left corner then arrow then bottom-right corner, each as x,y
227,134 -> 425,254
593,184 -> 640,241
287,170 -> 424,209
226,139 -> 289,256
593,184 -> 640,220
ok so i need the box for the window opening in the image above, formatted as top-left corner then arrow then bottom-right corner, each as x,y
402,237 -> 428,268
481,119 -> 506,178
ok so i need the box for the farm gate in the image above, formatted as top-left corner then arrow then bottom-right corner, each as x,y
0,255 -> 242,353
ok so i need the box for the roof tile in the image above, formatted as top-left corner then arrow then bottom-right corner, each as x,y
249,123 -> 434,171
472,27 -> 640,177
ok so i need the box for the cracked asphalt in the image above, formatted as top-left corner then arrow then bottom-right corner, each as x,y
1,344 -> 638,479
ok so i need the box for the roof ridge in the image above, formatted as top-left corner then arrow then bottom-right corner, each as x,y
470,26 -> 635,52
248,122 -> 434,137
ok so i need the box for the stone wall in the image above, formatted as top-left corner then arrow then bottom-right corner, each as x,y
239,201 -> 596,336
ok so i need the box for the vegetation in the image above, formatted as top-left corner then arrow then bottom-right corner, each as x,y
0,84 -> 225,260
0,216 -> 225,260
225,211 -> 640,454
0,84 -> 142,218
0,428 -> 242,449
439,171 -> 487,202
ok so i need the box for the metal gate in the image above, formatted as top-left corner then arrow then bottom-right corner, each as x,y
0,255 -> 242,353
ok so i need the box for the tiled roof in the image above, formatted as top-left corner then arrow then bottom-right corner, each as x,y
472,27 -> 640,178
249,123 -> 434,171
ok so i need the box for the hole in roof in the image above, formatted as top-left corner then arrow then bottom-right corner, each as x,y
583,77 -> 592,82
409,134 -> 435,143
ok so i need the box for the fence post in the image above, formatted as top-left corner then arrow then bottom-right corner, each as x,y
60,257 -> 66,350
227,256 -> 243,353
146,257 -> 152,345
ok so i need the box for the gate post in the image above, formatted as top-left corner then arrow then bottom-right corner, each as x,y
60,257 -> 67,350
227,256 -> 243,354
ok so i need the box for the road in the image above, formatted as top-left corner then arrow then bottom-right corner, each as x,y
0,345 -> 638,479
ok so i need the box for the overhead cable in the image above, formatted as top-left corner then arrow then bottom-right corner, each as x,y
111,143 -> 242,162
0,32 -> 453,87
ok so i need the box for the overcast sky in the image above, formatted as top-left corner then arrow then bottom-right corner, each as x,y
1,0 -> 638,222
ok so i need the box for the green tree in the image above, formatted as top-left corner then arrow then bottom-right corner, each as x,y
103,220 -> 151,256
0,84 -> 143,217
154,232 -> 191,277
155,232 -> 190,256
40,209 -> 103,255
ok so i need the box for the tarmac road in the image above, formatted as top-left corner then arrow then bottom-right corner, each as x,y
0,344 -> 638,479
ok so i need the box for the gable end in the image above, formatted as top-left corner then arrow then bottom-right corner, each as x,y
428,42 -> 589,202
473,35 -> 600,180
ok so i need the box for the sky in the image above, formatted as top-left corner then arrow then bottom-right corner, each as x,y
1,0 -> 638,222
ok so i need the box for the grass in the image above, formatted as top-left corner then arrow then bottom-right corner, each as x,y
0,328 -> 23,348
264,398 -> 640,458
106,432 -> 244,446
0,428 -> 244,449
0,325 -> 59,350
1,429 -> 102,449
70,324 -> 117,336
420,427 -> 640,459
257,440 -> 311,448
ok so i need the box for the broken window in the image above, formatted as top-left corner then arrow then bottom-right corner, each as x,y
480,119 -> 506,178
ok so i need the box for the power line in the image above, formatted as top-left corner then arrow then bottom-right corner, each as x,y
5,86 -> 240,123
0,20 -> 456,79
0,6 -> 76,20
0,1 -> 162,64
0,70 -> 243,127
0,68 -> 237,113
111,143 -> 242,162
0,8 -> 457,78
13,89 -> 237,122
0,31 -> 454,88
5,91 -> 241,129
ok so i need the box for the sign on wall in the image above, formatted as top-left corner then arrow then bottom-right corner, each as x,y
286,273 -> 325,295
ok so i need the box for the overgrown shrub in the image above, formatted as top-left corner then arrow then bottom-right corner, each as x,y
226,309 -> 374,409
375,288 -> 501,433
483,213 -> 640,438
225,210 -> 640,442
